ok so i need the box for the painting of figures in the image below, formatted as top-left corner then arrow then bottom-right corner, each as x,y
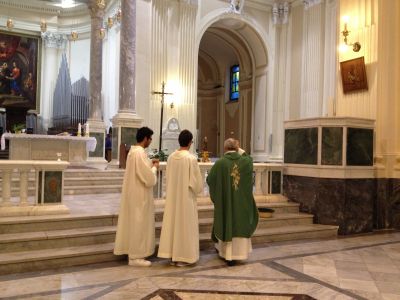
0,31 -> 40,109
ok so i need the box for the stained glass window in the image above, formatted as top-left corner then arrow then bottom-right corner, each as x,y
230,65 -> 239,101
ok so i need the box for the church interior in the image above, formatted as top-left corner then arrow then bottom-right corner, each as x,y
0,0 -> 400,299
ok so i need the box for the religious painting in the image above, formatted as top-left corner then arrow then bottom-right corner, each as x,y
340,56 -> 368,94
0,31 -> 40,109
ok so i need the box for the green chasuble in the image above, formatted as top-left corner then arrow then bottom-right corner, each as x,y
207,152 -> 259,242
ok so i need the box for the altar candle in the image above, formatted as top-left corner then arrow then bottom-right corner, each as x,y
85,123 -> 89,136
78,123 -> 81,136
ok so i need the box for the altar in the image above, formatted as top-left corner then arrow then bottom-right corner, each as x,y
1,133 -> 97,165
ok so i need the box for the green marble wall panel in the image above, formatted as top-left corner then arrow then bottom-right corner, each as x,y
89,132 -> 105,158
121,127 -> 138,149
284,128 -> 318,164
347,128 -> 373,166
43,171 -> 62,203
112,127 -> 119,160
322,127 -> 343,165
271,171 -> 282,194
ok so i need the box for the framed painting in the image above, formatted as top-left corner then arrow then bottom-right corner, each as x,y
0,31 -> 40,109
340,56 -> 368,94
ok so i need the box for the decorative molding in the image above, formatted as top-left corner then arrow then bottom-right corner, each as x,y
228,0 -> 245,14
41,32 -> 68,49
303,0 -> 323,10
272,2 -> 290,25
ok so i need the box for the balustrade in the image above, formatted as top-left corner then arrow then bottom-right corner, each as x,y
154,162 -> 283,200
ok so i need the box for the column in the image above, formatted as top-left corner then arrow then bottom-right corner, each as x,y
86,0 -> 108,169
110,0 -> 143,169
40,32 -> 67,132
300,0 -> 325,118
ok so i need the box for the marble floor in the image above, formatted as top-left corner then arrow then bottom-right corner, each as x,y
0,231 -> 399,300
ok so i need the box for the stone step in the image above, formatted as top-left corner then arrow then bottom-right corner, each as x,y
63,177 -> 123,187
64,185 -> 122,195
0,213 -> 312,253
0,214 -> 117,234
64,170 -> 125,178
0,224 -> 338,275
0,201 -> 296,234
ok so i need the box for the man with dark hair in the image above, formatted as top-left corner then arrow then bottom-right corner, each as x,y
207,138 -> 259,266
158,129 -> 203,266
114,126 -> 159,267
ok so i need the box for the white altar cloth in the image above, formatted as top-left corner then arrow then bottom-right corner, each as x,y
1,133 -> 96,152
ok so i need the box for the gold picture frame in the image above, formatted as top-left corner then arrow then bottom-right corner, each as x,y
340,56 -> 368,94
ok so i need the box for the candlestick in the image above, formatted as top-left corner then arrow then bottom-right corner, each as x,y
77,123 -> 82,137
85,123 -> 89,137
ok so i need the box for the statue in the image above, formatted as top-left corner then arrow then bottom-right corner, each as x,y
230,0 -> 244,14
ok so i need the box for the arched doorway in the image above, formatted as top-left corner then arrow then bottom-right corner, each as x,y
196,17 -> 268,158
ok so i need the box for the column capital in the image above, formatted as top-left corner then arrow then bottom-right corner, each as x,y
272,2 -> 290,25
303,0 -> 323,10
41,32 -> 67,49
88,0 -> 106,19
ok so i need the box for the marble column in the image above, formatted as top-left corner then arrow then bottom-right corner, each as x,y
40,32 -> 67,132
110,0 -> 143,169
86,0 -> 108,169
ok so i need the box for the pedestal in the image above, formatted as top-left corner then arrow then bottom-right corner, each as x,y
109,112 -> 143,169
86,119 -> 108,170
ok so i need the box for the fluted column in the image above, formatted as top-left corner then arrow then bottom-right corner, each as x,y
40,32 -> 67,132
300,0 -> 325,118
109,0 -> 143,169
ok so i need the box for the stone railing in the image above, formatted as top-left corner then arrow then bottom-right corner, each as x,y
154,162 -> 283,199
0,161 -> 70,216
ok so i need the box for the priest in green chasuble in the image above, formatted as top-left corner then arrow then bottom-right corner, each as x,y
207,138 -> 259,266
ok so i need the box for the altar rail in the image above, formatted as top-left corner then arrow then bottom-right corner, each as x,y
154,162 -> 284,199
0,161 -> 69,209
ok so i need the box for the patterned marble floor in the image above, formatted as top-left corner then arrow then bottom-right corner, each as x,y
0,232 -> 399,299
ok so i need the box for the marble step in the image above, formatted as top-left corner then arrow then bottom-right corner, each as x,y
0,213 -> 312,253
0,202 -> 296,234
63,177 -> 123,187
64,170 -> 125,178
0,224 -> 338,275
64,185 -> 122,195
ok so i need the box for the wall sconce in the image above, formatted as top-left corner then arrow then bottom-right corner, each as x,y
341,16 -> 361,52
40,19 -> 47,33
6,19 -> 14,30
70,31 -> 78,41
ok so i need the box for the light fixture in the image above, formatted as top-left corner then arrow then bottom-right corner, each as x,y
116,8 -> 121,22
96,0 -> 106,9
99,27 -> 106,39
341,16 -> 361,52
70,31 -> 78,41
107,16 -> 113,28
6,18 -> 14,30
40,19 -> 47,32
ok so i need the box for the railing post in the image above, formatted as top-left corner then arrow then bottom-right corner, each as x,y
1,169 -> 12,207
19,169 -> 29,206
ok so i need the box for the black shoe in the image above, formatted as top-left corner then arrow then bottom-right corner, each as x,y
226,260 -> 236,267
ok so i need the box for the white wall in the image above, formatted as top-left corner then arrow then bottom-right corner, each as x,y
67,38 -> 90,84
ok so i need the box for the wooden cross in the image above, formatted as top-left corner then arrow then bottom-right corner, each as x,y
152,81 -> 173,153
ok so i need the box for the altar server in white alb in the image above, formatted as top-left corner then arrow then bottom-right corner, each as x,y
114,127 -> 159,267
158,130 -> 203,266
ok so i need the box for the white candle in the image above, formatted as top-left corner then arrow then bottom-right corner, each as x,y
78,123 -> 81,136
85,123 -> 89,136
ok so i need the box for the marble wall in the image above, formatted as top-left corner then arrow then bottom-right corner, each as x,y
376,179 -> 400,230
321,127 -> 342,165
284,128 -> 318,164
283,175 -> 375,235
346,128 -> 374,166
